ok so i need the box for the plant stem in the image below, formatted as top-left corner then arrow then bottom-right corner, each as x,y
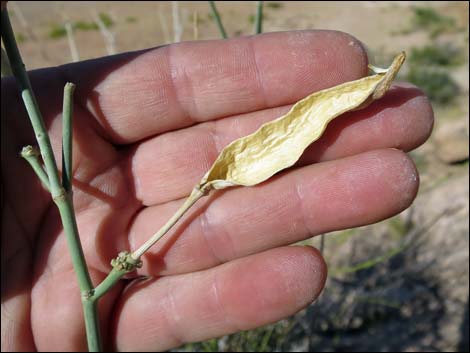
208,1 -> 227,39
1,9 -> 101,351
1,9 -> 62,198
93,250 -> 143,304
62,82 -> 75,192
320,234 -> 325,254
93,268 -> 126,301
94,187 -> 206,300
55,193 -> 101,351
20,146 -> 51,191
132,187 -> 206,260
82,299 -> 101,351
255,1 -> 263,34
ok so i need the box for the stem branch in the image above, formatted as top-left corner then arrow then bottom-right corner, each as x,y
62,82 -> 75,192
1,9 -> 62,198
93,248 -> 144,301
93,268 -> 127,301
2,8 -> 101,351
20,145 -> 50,191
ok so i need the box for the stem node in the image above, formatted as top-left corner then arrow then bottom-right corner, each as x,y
52,187 -> 68,203
20,145 -> 40,157
82,289 -> 95,300
111,251 -> 142,273
20,145 -> 51,191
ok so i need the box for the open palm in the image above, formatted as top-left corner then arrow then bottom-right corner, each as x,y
1,30 -> 433,351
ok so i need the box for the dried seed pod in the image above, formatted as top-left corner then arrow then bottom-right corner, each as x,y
132,52 -> 406,259
199,52 -> 406,190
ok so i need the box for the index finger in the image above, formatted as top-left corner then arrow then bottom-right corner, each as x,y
59,30 -> 368,144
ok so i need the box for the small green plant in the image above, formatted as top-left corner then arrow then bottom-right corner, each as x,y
406,67 -> 459,105
48,21 -> 98,40
248,13 -> 268,25
73,21 -> 99,31
48,23 -> 67,39
125,16 -> 137,23
330,229 -> 357,247
15,31 -> 26,43
98,12 -> 114,28
48,16 -> 115,40
405,40 -> 464,106
410,6 -> 457,38
409,44 -> 464,67
266,2 -> 283,9
200,338 -> 219,352
388,216 -> 410,240
181,321 -> 293,352
330,243 -> 407,276
189,12 -> 206,25
412,6 -> 447,27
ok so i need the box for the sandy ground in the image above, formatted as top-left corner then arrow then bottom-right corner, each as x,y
7,2 -> 469,68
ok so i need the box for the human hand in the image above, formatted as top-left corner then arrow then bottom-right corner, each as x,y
1,30 -> 433,351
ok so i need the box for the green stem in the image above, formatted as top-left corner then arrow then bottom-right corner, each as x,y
1,9 -> 101,352
82,299 -> 101,352
62,82 -> 75,192
1,9 -> 62,198
93,252 -> 142,303
255,1 -> 263,34
208,1 -> 227,39
93,268 -> 126,301
20,145 -> 51,191
55,194 -> 101,351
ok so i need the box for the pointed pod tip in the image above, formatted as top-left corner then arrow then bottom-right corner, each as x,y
392,51 -> 406,71
372,51 -> 406,100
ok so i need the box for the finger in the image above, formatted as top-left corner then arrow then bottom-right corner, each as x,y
129,148 -> 418,276
131,83 -> 432,206
59,30 -> 367,143
113,246 -> 326,351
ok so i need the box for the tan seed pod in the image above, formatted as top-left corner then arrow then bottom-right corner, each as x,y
199,52 -> 406,191
132,52 -> 406,259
